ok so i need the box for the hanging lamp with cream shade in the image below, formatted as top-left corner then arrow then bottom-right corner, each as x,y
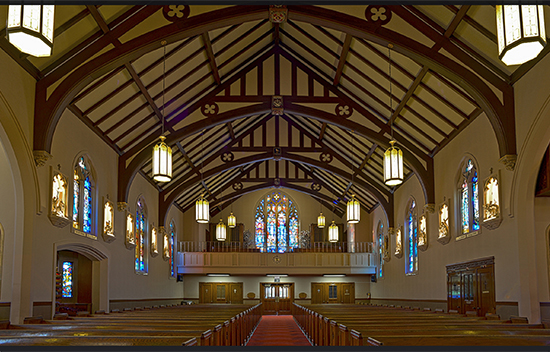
347,131 -> 360,223
216,219 -> 227,241
496,5 -> 546,66
328,221 -> 339,243
195,131 -> 209,223
7,5 -> 55,57
227,188 -> 236,228
317,201 -> 325,228
152,41 -> 172,183
383,44 -> 404,187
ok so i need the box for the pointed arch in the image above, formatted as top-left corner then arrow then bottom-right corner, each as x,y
72,153 -> 97,237
456,154 -> 481,239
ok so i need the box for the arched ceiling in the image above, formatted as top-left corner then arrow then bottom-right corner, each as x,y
1,5 -> 539,225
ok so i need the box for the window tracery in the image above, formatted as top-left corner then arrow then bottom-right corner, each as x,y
254,191 -> 299,253
457,158 -> 480,240
72,156 -> 95,239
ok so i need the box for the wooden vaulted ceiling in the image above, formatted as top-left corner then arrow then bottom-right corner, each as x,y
1,5 -> 540,224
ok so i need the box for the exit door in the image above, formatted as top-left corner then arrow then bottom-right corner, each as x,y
261,283 -> 293,315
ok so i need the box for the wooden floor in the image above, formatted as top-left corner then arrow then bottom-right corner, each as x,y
0,304 -> 254,346
297,304 -> 550,346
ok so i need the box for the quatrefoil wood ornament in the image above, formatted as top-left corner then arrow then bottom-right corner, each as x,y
201,102 -> 219,116
162,5 -> 190,22
220,152 -> 234,162
311,183 -> 322,192
232,182 -> 243,191
364,5 -> 392,26
335,103 -> 352,118
319,152 -> 333,163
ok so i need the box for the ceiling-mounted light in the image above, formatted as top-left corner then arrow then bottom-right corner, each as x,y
266,274 -> 288,277
323,274 -> 346,277
347,195 -> 360,224
328,221 -> 339,243
383,44 -> 404,187
207,273 -> 229,277
195,194 -> 209,224
7,5 -> 55,57
216,219 -> 226,241
196,131 -> 209,223
496,5 -> 546,66
152,41 -> 172,183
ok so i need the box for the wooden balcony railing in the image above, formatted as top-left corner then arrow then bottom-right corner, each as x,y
178,241 -> 373,253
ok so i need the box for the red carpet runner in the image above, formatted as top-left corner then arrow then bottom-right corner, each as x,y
246,315 -> 312,346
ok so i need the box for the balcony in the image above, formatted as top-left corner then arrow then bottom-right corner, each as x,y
176,242 -> 376,276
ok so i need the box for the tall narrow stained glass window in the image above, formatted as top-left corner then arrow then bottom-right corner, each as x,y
377,221 -> 384,278
62,261 -> 73,298
406,199 -> 418,274
254,191 -> 299,253
73,156 -> 94,237
459,159 -> 480,239
135,198 -> 148,274
169,221 -> 176,278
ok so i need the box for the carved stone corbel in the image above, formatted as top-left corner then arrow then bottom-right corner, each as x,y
424,203 -> 435,214
117,202 -> 128,212
33,150 -> 52,167
499,154 -> 517,171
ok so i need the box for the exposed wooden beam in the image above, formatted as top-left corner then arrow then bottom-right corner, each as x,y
333,33 -> 352,86
202,32 -> 221,85
389,66 -> 429,126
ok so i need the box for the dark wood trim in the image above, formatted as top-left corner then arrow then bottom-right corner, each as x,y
370,298 -> 447,303
0,302 -> 11,307
109,298 -> 183,303
33,301 -> 53,306
497,301 -> 519,307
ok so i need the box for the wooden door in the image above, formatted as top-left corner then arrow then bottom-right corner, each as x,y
200,283 -> 213,303
342,283 -> 354,304
477,265 -> 496,316
448,272 -> 461,312
262,284 -> 278,315
278,284 -> 292,315
230,283 -> 243,304
261,283 -> 294,315
461,270 -> 477,313
326,284 -> 339,304
215,283 -> 227,303
312,283 -> 324,304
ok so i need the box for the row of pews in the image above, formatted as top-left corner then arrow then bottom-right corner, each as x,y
293,303 -> 550,346
0,303 -> 261,346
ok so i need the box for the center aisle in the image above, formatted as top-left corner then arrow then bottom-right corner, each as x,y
246,315 -> 312,346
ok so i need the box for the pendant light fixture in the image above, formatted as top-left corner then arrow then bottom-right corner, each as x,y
216,218 -> 227,241
328,221 -> 338,243
7,5 -> 55,57
347,131 -> 360,224
196,131 -> 209,223
317,201 -> 325,228
496,5 -> 546,66
152,41 -> 172,183
383,44 -> 404,187
227,199 -> 237,229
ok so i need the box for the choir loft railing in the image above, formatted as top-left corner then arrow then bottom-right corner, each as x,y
178,241 -> 373,253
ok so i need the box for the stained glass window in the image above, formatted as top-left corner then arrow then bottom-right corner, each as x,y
62,261 -> 73,298
135,198 -> 148,274
73,156 -> 94,236
406,199 -> 418,274
254,191 -> 299,253
459,159 -> 480,237
377,221 -> 384,278
169,221 -> 176,278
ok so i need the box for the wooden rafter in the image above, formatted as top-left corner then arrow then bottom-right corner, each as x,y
333,33 -> 352,86
202,32 -> 221,84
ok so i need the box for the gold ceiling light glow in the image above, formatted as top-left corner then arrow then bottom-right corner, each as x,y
216,218 -> 226,242
227,188 -> 236,228
152,41 -> 172,183
496,5 -> 546,66
317,201 -> 325,228
328,221 -> 339,243
195,131 -> 209,223
347,131 -> 360,224
383,44 -> 404,187
7,5 -> 55,57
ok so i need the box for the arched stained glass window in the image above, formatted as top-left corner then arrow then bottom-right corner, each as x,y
254,191 -> 299,253
406,198 -> 418,274
459,159 -> 480,236
169,221 -> 176,278
73,156 -> 94,237
377,221 -> 384,278
135,198 -> 148,274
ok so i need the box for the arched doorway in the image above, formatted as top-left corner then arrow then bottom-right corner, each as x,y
53,242 -> 109,316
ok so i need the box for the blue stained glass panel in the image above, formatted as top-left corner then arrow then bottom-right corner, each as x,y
73,178 -> 79,225
461,181 -> 469,234
83,176 -> 92,233
62,261 -> 73,298
170,223 -> 175,278
266,210 -> 276,253
255,199 -> 265,252
277,210 -> 287,253
472,171 -> 480,231
406,201 -> 418,274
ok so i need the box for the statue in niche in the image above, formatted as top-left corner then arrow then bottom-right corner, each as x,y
418,215 -> 428,251
439,204 -> 449,239
394,227 -> 403,257
125,214 -> 135,248
104,202 -> 113,235
484,177 -> 499,220
164,233 -> 170,258
52,174 -> 67,218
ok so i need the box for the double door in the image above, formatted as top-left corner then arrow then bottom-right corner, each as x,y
447,257 -> 495,316
261,283 -> 293,315
199,282 -> 243,304
311,282 -> 355,304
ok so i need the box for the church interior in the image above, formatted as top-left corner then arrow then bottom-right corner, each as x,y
1,3 -> 550,347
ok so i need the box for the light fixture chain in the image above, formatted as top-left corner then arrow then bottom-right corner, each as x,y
389,45 -> 393,141
162,41 -> 166,136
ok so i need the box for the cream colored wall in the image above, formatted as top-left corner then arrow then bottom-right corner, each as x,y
182,274 -> 370,300
369,114 -> 520,303
0,140 -> 16,303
